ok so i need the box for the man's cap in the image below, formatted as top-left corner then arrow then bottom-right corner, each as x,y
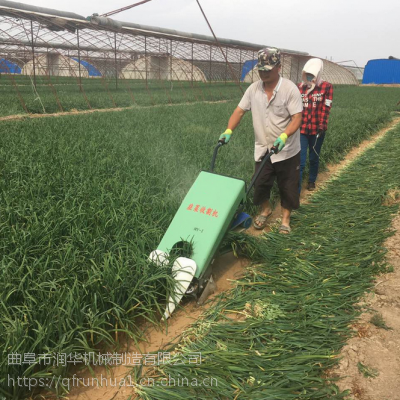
257,47 -> 281,71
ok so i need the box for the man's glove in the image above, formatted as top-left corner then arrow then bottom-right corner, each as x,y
273,132 -> 288,153
316,128 -> 325,138
219,129 -> 232,144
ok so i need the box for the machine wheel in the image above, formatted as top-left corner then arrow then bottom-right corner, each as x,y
241,217 -> 252,229
230,212 -> 252,230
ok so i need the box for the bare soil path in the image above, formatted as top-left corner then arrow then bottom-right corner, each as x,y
329,212 -> 400,400
0,100 -> 229,122
64,253 -> 247,400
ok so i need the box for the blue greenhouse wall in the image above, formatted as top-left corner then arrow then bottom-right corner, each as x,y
0,58 -> 21,74
362,59 -> 400,84
240,60 -> 257,81
71,58 -> 101,77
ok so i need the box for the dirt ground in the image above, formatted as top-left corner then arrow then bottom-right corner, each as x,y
362,84 -> 400,88
56,117 -> 400,400
64,253 -> 247,400
0,100 -> 229,122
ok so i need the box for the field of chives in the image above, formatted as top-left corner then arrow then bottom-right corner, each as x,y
1,75 -> 400,118
0,84 -> 400,399
0,75 -> 247,117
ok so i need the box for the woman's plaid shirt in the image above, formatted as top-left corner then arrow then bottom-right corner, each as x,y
298,81 -> 333,135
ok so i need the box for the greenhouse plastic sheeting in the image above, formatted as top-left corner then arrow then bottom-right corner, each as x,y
362,59 -> 400,84
0,58 -> 21,73
71,58 -> 101,77
241,59 -> 257,81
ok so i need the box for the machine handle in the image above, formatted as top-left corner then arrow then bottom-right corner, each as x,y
211,142 -> 277,192
210,141 -> 224,172
270,145 -> 278,155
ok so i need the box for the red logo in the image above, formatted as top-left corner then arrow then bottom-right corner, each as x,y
187,204 -> 218,218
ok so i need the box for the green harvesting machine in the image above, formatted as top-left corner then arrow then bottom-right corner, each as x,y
149,139 -> 277,319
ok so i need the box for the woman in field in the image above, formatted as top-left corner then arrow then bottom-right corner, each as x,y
298,58 -> 333,192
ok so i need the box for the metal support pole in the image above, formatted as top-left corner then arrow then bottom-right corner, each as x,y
144,36 -> 148,88
77,28 -> 82,91
209,45 -> 212,85
114,32 -> 118,89
196,0 -> 243,94
170,40 -> 173,90
297,57 -> 301,83
30,20 -> 36,88
46,46 -> 49,76
191,42 -> 194,87
252,51 -> 255,81
158,39 -> 161,79
225,47 -> 228,85
239,49 -> 242,83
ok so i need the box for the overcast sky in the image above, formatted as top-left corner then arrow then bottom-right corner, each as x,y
19,0 -> 399,68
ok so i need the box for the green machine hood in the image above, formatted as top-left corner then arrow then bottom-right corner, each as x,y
157,171 -> 246,278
